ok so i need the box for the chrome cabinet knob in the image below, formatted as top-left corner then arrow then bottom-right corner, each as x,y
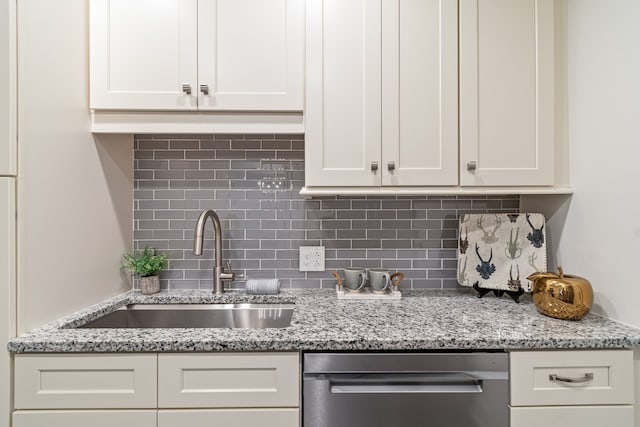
387,161 -> 395,172
371,161 -> 379,172
182,83 -> 192,95
200,84 -> 209,95
467,161 -> 477,171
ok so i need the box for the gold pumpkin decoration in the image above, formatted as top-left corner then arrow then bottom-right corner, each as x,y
528,267 -> 594,321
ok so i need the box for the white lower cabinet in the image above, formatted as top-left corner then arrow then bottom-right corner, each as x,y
510,406 -> 634,427
158,353 -> 299,408
13,352 -> 300,427
14,354 -> 158,409
509,350 -> 634,427
13,410 -> 157,427
158,408 -> 299,427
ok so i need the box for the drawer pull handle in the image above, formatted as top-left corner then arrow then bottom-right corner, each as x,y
549,373 -> 594,384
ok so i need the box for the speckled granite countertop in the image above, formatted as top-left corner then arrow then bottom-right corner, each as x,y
7,289 -> 640,353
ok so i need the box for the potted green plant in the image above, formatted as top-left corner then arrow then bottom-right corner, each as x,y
122,247 -> 168,295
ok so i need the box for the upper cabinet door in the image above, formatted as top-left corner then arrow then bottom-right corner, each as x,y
197,0 -> 304,111
459,0 -> 555,186
381,0 -> 458,186
90,0 -> 303,112
90,0 -> 198,110
305,0 -> 382,187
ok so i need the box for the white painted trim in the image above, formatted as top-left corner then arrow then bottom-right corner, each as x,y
0,0 -> 16,176
300,186 -> 574,198
90,110 -> 304,134
0,178 -> 16,427
1,4 -> 17,427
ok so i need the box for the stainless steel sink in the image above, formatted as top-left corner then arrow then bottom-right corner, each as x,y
78,303 -> 294,329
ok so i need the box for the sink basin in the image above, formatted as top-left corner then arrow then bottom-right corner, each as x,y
78,303 -> 294,329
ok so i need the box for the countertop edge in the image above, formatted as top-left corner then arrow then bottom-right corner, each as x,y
8,289 -> 640,353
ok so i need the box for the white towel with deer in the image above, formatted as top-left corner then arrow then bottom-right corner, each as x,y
457,213 -> 547,292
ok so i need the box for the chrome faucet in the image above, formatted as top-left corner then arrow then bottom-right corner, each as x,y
193,209 -> 235,294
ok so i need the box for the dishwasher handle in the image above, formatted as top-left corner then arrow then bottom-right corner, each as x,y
322,373 -> 486,394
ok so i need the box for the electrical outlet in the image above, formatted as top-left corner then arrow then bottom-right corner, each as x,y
299,246 -> 325,272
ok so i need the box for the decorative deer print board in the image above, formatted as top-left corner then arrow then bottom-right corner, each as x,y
457,213 -> 547,293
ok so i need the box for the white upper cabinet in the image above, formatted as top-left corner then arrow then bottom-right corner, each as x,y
381,0 -> 458,186
90,0 -> 198,110
90,0 -> 304,111
459,0 -> 555,186
305,0 -> 458,188
303,0 -> 564,195
197,0 -> 304,111
305,0 -> 382,187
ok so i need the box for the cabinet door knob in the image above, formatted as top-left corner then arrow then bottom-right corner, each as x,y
371,161 -> 379,172
387,161 -> 395,172
200,84 -> 209,95
182,84 -> 192,95
467,161 -> 477,171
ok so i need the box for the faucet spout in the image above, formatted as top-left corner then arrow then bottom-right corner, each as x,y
193,209 -> 234,294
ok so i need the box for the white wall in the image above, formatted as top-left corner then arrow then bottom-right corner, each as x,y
17,0 -> 133,333
551,0 -> 640,326
522,5 -> 640,420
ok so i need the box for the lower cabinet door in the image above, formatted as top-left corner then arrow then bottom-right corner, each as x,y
158,352 -> 299,408
14,354 -> 158,409
13,410 -> 156,427
510,350 -> 633,406
510,405 -> 634,427
158,408 -> 299,427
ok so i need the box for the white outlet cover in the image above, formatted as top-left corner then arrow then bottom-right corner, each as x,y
299,246 -> 325,272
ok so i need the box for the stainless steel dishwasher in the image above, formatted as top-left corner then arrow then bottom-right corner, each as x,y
303,352 -> 508,427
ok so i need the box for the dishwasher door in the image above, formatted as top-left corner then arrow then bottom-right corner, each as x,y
303,352 -> 508,427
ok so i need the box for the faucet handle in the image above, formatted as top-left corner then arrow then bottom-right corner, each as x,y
220,260 -> 235,282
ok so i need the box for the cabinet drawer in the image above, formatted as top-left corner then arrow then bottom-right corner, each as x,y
158,408 -> 299,427
13,410 -> 157,427
510,350 -> 633,406
14,354 -> 157,409
158,352 -> 299,408
510,405 -> 634,427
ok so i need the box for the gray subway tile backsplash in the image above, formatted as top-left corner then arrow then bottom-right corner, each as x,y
133,134 -> 520,291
